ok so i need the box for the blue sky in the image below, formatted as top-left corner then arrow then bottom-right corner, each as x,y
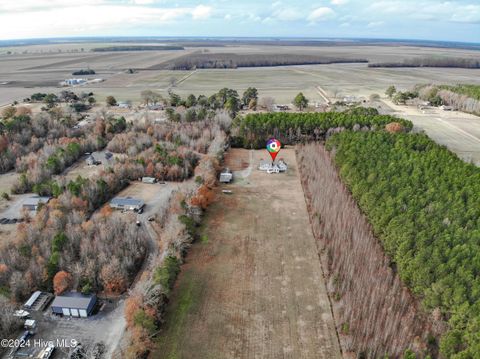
0,0 -> 479,42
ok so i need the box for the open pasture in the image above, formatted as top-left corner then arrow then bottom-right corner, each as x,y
153,148 -> 342,359
2,43 -> 480,105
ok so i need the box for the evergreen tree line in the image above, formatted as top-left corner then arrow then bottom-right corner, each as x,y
232,110 -> 413,148
325,131 -> 480,358
297,143 -> 441,358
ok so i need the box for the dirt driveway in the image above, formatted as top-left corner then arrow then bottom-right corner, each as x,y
153,148 -> 341,359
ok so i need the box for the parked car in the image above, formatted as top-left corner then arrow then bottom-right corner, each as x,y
13,310 -> 30,318
40,342 -> 55,359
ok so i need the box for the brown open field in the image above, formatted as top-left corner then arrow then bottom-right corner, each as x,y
2,43 -> 480,105
153,148 -> 341,359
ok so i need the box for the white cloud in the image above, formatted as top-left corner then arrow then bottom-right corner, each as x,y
307,7 -> 335,22
131,0 -> 156,4
340,22 -> 350,27
192,5 -> 212,20
0,4 -> 213,39
224,14 -> 232,21
0,0 -> 105,12
272,7 -> 303,21
367,21 -> 384,28
331,0 -> 348,5
368,1 -> 480,24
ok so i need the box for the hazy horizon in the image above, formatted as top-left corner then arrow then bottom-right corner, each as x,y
0,0 -> 479,43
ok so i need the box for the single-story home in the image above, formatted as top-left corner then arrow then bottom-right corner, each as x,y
109,197 -> 145,211
51,292 -> 97,318
22,196 -> 51,211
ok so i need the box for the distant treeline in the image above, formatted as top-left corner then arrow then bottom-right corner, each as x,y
369,57 -> 480,69
72,69 -> 95,75
92,45 -> 184,52
152,53 -> 368,70
417,84 -> 480,115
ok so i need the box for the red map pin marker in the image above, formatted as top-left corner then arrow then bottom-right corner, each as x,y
266,138 -> 281,162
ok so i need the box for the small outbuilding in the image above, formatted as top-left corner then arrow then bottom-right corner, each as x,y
23,291 -> 53,311
110,197 -> 145,212
142,177 -> 156,184
51,292 -> 97,318
22,197 -> 51,211
219,168 -> 233,183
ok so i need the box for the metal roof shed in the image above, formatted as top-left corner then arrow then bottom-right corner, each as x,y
24,291 -> 41,309
51,292 -> 96,318
23,197 -> 51,211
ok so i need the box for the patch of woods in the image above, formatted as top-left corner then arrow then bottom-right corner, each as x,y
92,45 -> 184,52
152,52 -> 368,70
231,109 -> 413,148
298,143 -> 442,359
0,185 -> 149,301
121,134 -> 226,359
418,84 -> 480,115
369,57 -> 480,69
8,115 -> 127,195
386,84 -> 480,116
0,90 -> 98,173
323,131 -> 480,358
0,296 -> 20,342
0,100 -> 230,301
156,87 -> 259,119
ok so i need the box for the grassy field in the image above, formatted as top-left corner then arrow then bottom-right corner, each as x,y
152,148 -> 341,359
2,43 -> 480,105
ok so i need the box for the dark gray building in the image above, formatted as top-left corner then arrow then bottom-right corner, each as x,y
51,292 -> 96,318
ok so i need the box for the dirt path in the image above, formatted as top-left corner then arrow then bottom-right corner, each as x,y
315,86 -> 331,104
153,148 -> 341,359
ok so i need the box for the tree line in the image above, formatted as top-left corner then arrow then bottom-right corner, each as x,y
232,110 -> 413,148
326,131 -> 480,358
369,57 -> 480,69
151,52 -> 368,70
298,143 -> 441,358
418,84 -> 480,115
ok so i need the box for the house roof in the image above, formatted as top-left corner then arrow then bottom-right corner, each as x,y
23,196 -> 51,207
110,197 -> 144,207
51,292 -> 95,310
